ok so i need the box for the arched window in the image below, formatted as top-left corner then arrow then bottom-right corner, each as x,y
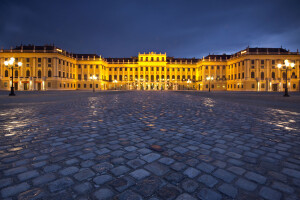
187,75 -> 191,79
182,75 -> 186,80
272,72 -> 275,79
251,72 -> 255,78
292,72 -> 296,78
161,75 -> 164,80
177,75 -> 180,80
38,70 -> 42,78
26,70 -> 30,77
172,75 -> 175,80
48,70 -> 52,77
156,75 -> 159,81
5,70 -> 8,77
151,75 -> 154,81
261,72 -> 264,79
145,75 -> 148,81
15,70 -> 18,78
167,75 -> 170,80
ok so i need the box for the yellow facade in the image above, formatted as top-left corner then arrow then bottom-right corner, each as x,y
0,45 -> 299,91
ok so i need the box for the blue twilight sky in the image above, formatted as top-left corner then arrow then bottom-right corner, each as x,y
0,0 -> 300,58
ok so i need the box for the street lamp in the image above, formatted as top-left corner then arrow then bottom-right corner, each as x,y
4,57 -> 22,96
89,75 -> 97,92
277,59 -> 295,97
113,80 -> 118,90
206,76 -> 213,92
187,79 -> 191,90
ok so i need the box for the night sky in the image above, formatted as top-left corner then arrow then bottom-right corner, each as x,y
1,0 -> 300,58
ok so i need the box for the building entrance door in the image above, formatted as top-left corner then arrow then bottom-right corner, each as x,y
37,83 -> 42,91
24,83 -> 29,90
272,84 -> 278,91
14,83 -> 18,90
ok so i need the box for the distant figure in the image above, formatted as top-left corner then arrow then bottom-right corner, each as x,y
161,86 -> 163,91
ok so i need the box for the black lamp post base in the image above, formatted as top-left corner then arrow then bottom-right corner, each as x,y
9,87 -> 15,96
283,93 -> 290,97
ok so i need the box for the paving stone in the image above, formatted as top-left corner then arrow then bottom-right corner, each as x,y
218,183 -> 238,198
145,162 -> 169,176
111,166 -> 130,176
259,186 -> 282,200
133,176 -> 162,197
150,144 -> 164,152
165,172 -> 184,184
109,176 -> 134,192
0,178 -> 12,189
197,188 -> 222,200
92,162 -> 113,173
197,162 -> 215,173
173,146 -> 189,154
1,182 -> 30,198
73,182 -> 92,194
227,166 -> 246,175
271,181 -> 294,194
59,166 -> 79,176
4,166 -> 27,176
159,157 -> 175,165
157,185 -> 180,200
171,162 -> 187,171
213,169 -> 236,183
94,188 -> 114,200
282,168 -> 300,179
183,167 -> 200,178
44,164 -> 61,173
79,152 -> 96,160
95,148 -> 111,155
48,177 -> 74,193
198,174 -> 218,188
127,158 -> 146,169
176,193 -> 197,200
33,173 -> 56,185
130,169 -> 151,180
235,178 -> 257,191
93,175 -> 113,185
245,171 -> 267,184
17,188 -> 45,200
141,153 -> 161,163
182,179 -> 199,192
74,168 -> 95,181
118,190 -> 143,200
124,146 -> 137,152
18,170 -> 39,181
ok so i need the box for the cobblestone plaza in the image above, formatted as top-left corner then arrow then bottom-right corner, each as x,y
0,91 -> 299,200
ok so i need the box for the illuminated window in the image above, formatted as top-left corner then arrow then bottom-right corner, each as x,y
146,57 -> 148,61
140,57 -> 143,61
261,72 -> 264,79
26,70 -> 30,77
162,57 -> 164,61
157,57 -> 159,61
5,70 -> 8,77
15,70 -> 18,77
251,72 -> 255,78
151,57 -> 153,61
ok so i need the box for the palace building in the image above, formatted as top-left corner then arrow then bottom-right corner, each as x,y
0,45 -> 299,92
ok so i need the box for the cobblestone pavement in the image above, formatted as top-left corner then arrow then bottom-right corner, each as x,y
0,91 -> 299,200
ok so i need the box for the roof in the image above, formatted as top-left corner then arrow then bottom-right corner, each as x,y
204,55 -> 231,60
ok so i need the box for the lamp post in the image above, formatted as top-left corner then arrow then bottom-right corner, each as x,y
89,75 -> 97,92
206,76 -> 213,92
113,79 -> 118,90
187,79 -> 191,90
277,59 -> 295,97
4,57 -> 22,96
